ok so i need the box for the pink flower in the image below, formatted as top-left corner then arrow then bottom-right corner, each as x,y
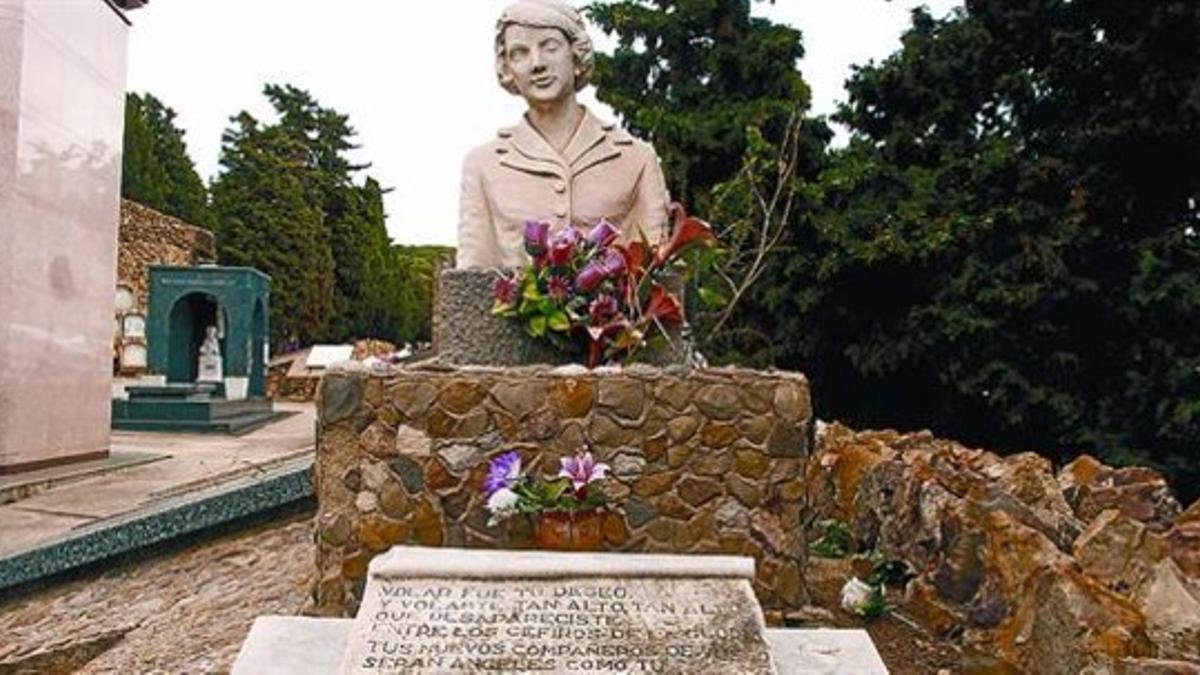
492,274 -> 518,305
588,293 -> 618,324
547,276 -> 572,302
558,452 -> 610,491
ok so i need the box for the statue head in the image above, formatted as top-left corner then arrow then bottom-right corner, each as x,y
495,0 -> 595,101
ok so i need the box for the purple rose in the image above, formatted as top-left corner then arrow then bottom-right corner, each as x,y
586,219 -> 619,249
524,219 -> 550,257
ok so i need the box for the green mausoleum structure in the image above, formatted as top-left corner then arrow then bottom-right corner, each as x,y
112,265 -> 277,434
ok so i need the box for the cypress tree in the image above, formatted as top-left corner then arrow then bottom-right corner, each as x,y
209,112 -> 334,347
121,92 -> 210,226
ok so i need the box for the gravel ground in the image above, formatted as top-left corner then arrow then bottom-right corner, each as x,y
0,513 -> 314,674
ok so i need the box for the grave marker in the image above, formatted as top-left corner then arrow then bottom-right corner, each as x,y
340,547 -> 776,674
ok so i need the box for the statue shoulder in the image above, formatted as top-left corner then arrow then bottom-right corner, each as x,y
611,127 -> 661,166
463,126 -> 517,170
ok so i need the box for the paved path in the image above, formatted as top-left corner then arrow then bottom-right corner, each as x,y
0,402 -> 315,558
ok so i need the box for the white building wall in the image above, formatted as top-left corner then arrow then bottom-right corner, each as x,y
0,0 -> 129,471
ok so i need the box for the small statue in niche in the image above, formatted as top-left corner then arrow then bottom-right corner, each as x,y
197,325 -> 223,383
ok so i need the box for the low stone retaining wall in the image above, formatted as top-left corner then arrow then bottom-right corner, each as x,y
807,423 -> 1200,673
310,362 -> 813,616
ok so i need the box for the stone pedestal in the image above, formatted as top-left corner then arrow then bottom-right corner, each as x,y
312,362 -> 813,616
434,269 -> 690,367
0,0 -> 131,473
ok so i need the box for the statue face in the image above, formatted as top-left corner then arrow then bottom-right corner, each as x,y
501,24 -> 576,105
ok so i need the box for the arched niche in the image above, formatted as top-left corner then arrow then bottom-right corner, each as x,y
145,265 -> 271,399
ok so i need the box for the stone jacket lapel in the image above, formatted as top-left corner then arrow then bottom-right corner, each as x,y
457,108 -> 670,269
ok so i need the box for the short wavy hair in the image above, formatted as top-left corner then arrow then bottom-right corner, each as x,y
495,0 -> 595,95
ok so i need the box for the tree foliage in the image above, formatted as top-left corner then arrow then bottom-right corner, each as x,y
588,0 -> 830,351
209,85 -> 445,349
121,92 -> 210,226
587,0 -> 825,212
763,0 -> 1200,494
209,111 -> 334,347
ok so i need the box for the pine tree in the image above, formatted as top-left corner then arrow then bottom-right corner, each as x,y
257,85 -> 403,343
121,92 -> 210,226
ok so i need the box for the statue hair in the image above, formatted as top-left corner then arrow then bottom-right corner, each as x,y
495,0 -> 594,94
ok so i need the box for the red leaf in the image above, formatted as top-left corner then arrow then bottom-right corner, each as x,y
619,241 -> 648,278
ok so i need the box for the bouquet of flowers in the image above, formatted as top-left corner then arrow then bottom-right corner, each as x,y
491,205 -> 717,367
483,449 -> 611,527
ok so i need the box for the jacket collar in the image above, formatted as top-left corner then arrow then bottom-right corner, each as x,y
505,107 -> 618,167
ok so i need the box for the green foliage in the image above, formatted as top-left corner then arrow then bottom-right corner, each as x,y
856,584 -> 888,620
588,0 -> 830,358
511,477 -> 609,516
210,85 -> 449,349
587,0 -> 825,213
745,0 -> 1200,499
808,519 -> 853,558
209,111 -> 334,347
121,92 -> 210,226
389,244 -> 455,344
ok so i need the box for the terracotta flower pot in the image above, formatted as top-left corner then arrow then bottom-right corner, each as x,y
534,510 -> 603,551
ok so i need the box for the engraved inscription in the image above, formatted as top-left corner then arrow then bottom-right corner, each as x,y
345,578 -> 773,674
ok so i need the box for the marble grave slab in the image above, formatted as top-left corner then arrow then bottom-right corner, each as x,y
340,547 -> 776,674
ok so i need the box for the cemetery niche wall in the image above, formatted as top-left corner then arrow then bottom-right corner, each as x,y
114,199 -> 217,375
112,265 -> 277,434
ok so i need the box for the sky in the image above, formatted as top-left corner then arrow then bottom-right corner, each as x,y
125,0 -> 960,247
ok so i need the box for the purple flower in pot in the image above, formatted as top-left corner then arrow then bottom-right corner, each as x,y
484,450 -> 522,497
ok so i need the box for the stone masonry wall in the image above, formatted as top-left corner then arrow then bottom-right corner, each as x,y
117,199 -> 216,310
808,423 -> 1200,673
311,362 -> 813,617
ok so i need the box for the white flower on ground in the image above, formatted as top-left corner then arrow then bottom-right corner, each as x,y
840,577 -> 874,614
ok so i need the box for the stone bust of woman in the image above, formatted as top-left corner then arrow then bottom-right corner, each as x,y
456,0 -> 671,269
